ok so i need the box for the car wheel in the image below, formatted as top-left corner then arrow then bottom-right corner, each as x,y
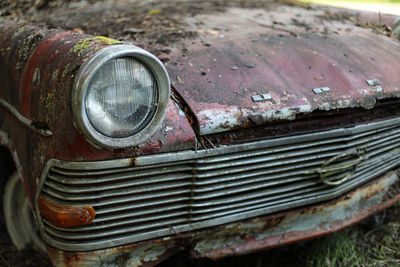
3,172 -> 46,253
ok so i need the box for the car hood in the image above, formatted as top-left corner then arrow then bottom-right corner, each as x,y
165,6 -> 400,135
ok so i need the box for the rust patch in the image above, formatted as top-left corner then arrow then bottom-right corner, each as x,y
259,215 -> 286,231
129,157 -> 138,167
171,85 -> 200,135
46,240 -> 178,267
190,170 -> 400,260
63,251 -> 79,266
40,170 -> 400,266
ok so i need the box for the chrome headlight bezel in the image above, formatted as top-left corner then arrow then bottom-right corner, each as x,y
72,45 -> 170,149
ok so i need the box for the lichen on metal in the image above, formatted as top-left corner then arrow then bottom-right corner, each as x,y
72,36 -> 121,56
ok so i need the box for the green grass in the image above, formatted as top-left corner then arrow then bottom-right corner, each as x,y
305,230 -> 364,267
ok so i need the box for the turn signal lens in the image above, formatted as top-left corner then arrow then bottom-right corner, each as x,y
38,196 -> 95,228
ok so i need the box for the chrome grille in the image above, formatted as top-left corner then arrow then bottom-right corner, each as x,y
38,118 -> 400,251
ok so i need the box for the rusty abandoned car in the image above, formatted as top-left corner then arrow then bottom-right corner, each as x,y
1,0 -> 400,266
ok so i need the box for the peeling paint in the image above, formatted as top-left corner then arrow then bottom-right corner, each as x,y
191,171 -> 400,260
47,241 -> 177,267
1,6 -> 400,267
167,7 -> 400,135
196,92 -> 400,135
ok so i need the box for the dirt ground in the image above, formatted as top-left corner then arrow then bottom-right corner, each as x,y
1,0 -> 400,266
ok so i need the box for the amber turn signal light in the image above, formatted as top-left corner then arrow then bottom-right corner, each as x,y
38,195 -> 95,228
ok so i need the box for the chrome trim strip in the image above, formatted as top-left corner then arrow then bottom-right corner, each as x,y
0,98 -> 52,136
51,117 -> 400,169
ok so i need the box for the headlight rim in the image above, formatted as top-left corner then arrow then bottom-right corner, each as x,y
72,44 -> 170,149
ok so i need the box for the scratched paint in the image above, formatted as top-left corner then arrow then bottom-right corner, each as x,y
167,7 -> 400,135
0,22 -> 196,203
0,3 -> 400,267
46,240 -> 178,267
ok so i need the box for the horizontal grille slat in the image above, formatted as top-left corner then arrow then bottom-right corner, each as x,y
38,117 -> 400,251
45,208 -> 189,232
49,164 -> 194,184
42,180 -> 192,201
191,153 -> 400,215
44,217 -> 189,240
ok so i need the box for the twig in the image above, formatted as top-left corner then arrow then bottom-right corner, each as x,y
198,137 -> 208,151
204,136 -> 216,149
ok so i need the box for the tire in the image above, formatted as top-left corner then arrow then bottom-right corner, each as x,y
3,172 -> 46,253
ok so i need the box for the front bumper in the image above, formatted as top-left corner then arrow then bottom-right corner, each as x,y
45,169 -> 400,267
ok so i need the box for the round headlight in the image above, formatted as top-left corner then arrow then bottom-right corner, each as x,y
72,45 -> 170,149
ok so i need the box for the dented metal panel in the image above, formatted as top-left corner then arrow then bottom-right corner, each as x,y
166,7 -> 400,134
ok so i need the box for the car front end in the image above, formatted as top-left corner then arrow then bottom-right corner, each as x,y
1,1 -> 400,266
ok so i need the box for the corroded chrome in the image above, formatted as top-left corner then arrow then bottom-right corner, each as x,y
252,93 -> 272,102
310,150 -> 365,186
72,45 -> 170,149
366,79 -> 381,86
313,87 -> 330,94
0,98 -> 52,136
37,117 -> 400,251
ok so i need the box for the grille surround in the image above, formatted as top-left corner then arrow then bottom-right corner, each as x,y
36,117 -> 400,251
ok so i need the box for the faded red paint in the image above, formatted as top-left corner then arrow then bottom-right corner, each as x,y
166,7 -> 400,134
0,4 -> 400,267
0,22 -> 196,204
21,31 -> 72,115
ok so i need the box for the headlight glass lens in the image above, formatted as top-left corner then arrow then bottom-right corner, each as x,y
85,57 -> 158,138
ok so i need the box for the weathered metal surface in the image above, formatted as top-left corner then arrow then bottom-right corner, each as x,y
166,6 -> 400,134
36,116 -> 400,252
0,22 -> 196,206
46,240 -> 179,267
45,169 -> 400,266
0,3 -> 399,267
192,170 -> 400,259
0,98 -> 52,136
